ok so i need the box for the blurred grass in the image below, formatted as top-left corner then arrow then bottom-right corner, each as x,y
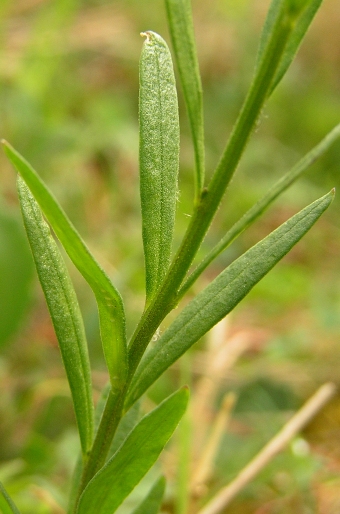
0,0 -> 340,512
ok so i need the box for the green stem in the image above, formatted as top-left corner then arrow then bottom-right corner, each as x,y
74,386 -> 127,510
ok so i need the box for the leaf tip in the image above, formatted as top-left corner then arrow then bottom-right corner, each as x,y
140,31 -> 164,45
181,385 -> 190,400
1,140 -> 13,160
1,139 -> 11,153
1,139 -> 15,156
330,187 -> 336,201
140,31 -> 153,42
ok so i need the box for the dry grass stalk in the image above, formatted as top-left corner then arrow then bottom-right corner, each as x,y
191,392 -> 236,498
197,382 -> 337,514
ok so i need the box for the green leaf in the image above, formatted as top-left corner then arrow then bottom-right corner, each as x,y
126,191 -> 334,408
139,31 -> 180,303
77,387 -> 189,514
256,0 -> 323,96
17,177 -> 94,455
2,141 -> 127,391
131,476 -> 166,514
179,123 -> 340,296
0,482 -> 21,514
165,0 -> 204,196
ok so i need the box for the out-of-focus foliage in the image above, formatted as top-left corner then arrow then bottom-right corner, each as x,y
0,204 -> 33,348
0,1 -> 340,513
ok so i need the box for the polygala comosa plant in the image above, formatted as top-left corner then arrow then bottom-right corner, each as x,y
1,0 -> 339,513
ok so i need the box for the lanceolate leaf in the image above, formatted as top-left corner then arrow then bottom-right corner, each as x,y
3,141 -> 127,391
165,0 -> 205,196
256,0 -> 323,96
77,388 -> 189,514
139,31 -> 180,303
17,177 -> 94,455
126,191 -> 334,408
131,476 -> 166,514
0,482 -> 21,514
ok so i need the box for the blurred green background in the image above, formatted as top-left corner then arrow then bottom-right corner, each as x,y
0,0 -> 340,512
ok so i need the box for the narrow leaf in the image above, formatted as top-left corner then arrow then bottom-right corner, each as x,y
77,387 -> 189,514
126,191 -> 334,408
165,0 -> 205,195
139,31 -> 180,303
2,141 -> 127,390
0,482 -> 21,514
131,476 -> 166,514
256,0 -> 323,96
179,123 -> 340,296
17,177 -> 94,455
